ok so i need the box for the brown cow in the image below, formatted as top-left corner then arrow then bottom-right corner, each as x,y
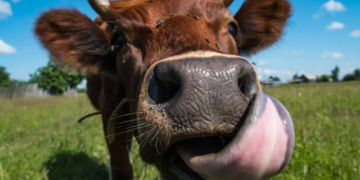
34,0 -> 295,180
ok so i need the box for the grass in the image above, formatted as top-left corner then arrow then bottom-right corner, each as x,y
0,81 -> 359,180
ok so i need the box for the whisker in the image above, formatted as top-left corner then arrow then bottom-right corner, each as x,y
149,129 -> 160,146
127,131 -> 148,143
115,121 -> 146,130
120,123 -> 150,132
115,122 -> 147,130
105,124 -> 151,139
140,125 -> 157,150
133,151 -> 142,162
115,117 -> 145,125
110,112 -> 144,121
112,111 -> 144,118
155,137 -> 159,155
140,129 -> 156,150
101,108 -> 134,114
116,122 -> 147,130
150,130 -> 161,156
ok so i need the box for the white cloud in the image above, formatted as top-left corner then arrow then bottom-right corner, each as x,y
313,14 -> 320,19
323,0 -> 346,12
0,39 -> 16,54
349,30 -> 360,38
256,68 -> 296,81
263,69 -> 294,76
285,50 -> 304,55
258,60 -> 266,66
256,67 -> 318,82
326,21 -> 344,30
0,0 -> 12,19
313,0 -> 345,19
322,51 -> 343,59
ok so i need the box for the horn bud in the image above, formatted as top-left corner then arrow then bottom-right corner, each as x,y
88,0 -> 113,21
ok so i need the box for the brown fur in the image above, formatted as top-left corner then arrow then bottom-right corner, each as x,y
235,0 -> 292,55
33,0 -> 292,179
34,9 -> 111,74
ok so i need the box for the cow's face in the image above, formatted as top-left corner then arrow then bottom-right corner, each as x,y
34,0 -> 295,179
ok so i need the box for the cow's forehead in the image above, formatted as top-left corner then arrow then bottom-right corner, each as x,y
109,0 -> 231,27
105,0 -> 237,62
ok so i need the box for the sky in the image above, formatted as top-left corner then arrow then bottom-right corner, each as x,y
0,0 -> 359,88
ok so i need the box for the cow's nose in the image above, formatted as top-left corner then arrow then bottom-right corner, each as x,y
146,56 -> 260,105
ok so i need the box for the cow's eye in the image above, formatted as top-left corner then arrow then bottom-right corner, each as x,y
228,21 -> 237,38
110,31 -> 127,51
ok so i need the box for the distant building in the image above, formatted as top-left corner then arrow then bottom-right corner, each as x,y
299,73 -> 316,83
260,79 -> 273,86
288,73 -> 317,84
288,79 -> 302,84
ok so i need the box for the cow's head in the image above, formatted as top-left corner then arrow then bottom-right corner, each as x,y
34,0 -> 295,179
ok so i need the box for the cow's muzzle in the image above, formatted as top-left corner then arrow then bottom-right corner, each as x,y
137,52 -> 294,180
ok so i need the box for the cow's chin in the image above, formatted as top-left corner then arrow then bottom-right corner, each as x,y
164,91 -> 295,180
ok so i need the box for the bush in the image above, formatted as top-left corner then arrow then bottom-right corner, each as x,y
343,74 -> 355,81
77,88 -> 87,93
319,74 -> 331,82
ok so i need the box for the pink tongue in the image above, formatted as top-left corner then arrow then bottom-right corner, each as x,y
176,92 -> 294,180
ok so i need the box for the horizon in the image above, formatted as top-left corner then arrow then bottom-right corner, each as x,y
0,0 -> 359,88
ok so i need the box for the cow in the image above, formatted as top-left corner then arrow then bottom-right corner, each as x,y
33,0 -> 295,179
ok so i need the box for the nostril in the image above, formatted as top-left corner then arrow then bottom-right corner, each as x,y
238,73 -> 257,101
148,65 -> 181,104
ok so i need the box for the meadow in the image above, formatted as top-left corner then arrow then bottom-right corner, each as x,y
0,81 -> 359,180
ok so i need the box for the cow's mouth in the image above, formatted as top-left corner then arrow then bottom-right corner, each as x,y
166,136 -> 234,180
165,91 -> 295,180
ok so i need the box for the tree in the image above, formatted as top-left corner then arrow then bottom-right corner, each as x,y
77,88 -> 87,93
293,73 -> 299,80
272,76 -> 281,81
331,65 -> 339,82
29,61 -> 85,95
354,69 -> 360,80
343,74 -> 355,81
342,69 -> 360,81
0,66 -> 12,87
319,74 -> 331,82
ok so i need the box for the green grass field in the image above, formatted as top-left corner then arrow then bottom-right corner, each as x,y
0,81 -> 359,180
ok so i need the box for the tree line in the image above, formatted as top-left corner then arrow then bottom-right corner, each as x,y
1,62 -> 359,94
0,56 -> 85,95
292,66 -> 360,82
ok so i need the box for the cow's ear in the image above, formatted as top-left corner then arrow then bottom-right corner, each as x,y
34,9 -> 112,74
233,0 -> 292,55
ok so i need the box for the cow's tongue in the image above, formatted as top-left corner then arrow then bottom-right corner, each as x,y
176,92 -> 295,180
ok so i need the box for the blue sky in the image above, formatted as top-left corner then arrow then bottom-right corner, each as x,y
0,0 -> 359,88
